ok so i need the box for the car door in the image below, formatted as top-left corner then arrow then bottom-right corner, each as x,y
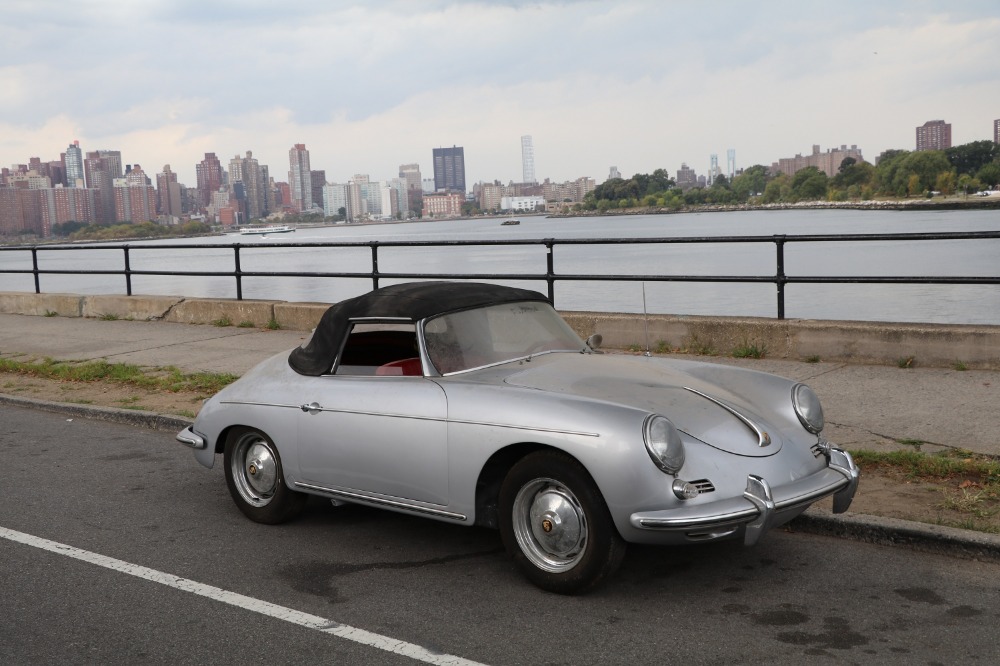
295,322 -> 450,507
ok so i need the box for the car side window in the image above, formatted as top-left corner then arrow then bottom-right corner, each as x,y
334,322 -> 421,376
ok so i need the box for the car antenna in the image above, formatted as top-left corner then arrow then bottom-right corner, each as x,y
641,282 -> 651,357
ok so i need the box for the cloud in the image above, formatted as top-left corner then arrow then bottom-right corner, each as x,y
2,1 -> 999,187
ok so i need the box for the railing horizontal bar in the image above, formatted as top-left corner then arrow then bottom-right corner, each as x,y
2,230 -> 997,320
4,229 -> 999,254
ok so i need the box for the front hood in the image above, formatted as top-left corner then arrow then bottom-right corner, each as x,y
503,354 -> 786,457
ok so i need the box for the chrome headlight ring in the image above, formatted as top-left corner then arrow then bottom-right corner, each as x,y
643,414 -> 685,474
792,383 -> 825,434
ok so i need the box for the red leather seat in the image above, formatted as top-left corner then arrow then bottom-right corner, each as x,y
375,357 -> 422,376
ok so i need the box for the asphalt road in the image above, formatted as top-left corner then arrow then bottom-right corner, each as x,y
2,405 -> 999,665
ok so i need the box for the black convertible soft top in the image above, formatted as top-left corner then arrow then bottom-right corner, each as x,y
288,281 -> 549,376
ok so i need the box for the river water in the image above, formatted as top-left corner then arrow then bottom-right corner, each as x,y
2,208 -> 999,324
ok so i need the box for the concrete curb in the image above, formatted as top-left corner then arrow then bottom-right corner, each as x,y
790,509 -> 1000,563
5,391 -> 999,563
0,393 -> 193,432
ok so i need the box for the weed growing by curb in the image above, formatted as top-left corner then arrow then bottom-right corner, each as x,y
732,341 -> 767,359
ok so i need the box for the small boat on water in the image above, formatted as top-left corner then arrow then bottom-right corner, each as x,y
240,225 -> 295,236
501,219 -> 520,226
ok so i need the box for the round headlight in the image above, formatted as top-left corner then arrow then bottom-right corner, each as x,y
792,383 -> 824,434
643,415 -> 685,474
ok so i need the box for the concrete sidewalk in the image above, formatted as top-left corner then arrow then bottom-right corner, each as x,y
1,312 -> 997,458
3,311 -> 1000,561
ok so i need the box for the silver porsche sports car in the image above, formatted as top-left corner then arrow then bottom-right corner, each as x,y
177,281 -> 858,594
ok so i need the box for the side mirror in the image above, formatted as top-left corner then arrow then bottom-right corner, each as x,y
586,334 -> 603,351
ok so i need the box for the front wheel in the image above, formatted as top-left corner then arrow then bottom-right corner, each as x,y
499,451 -> 626,594
223,427 -> 306,524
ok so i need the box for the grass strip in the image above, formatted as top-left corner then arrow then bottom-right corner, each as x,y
0,357 -> 238,394
850,448 -> 1000,488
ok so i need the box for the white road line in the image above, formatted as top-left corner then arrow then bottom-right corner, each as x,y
0,526 -> 487,666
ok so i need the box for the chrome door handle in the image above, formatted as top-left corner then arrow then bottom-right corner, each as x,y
300,402 -> 322,414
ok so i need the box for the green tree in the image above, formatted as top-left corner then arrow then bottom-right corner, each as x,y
976,163 -> 1000,187
730,165 -> 768,201
873,150 -> 910,196
957,173 -> 982,195
893,151 -> 951,195
761,173 -> 792,203
945,140 -> 1000,176
934,171 -> 956,195
831,160 -> 874,190
790,167 -> 828,201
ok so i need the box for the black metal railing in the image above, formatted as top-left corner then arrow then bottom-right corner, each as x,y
2,231 -> 999,319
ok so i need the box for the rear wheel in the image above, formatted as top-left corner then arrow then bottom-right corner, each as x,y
499,450 -> 626,594
224,427 -> 305,524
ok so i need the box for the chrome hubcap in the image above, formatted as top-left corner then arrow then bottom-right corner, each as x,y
512,478 -> 588,573
231,433 -> 277,507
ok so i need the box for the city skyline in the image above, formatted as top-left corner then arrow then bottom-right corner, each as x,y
2,1 -> 999,187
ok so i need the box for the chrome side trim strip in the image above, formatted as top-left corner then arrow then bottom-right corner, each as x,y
219,400 -> 600,437
683,386 -> 772,447
293,483 -> 467,521
220,400 -> 301,409
448,418 -> 600,438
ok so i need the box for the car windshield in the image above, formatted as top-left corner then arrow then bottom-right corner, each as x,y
423,301 -> 585,374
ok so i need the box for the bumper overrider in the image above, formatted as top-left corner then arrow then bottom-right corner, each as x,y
630,447 -> 860,545
176,426 -> 207,450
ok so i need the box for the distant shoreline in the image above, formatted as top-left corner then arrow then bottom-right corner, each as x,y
547,195 -> 1000,218
3,196 -> 998,247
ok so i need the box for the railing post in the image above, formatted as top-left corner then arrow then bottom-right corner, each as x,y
370,242 -> 380,291
545,239 -> 555,303
233,245 -> 243,300
774,235 -> 786,319
123,246 -> 133,296
31,247 -> 40,294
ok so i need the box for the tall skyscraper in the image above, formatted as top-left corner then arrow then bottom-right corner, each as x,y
398,163 -> 422,217
195,153 -> 225,208
288,143 -> 312,212
310,170 -> 326,214
156,165 -> 182,217
994,118 -> 1000,144
521,135 -> 536,184
432,146 -> 466,193
399,163 -> 422,191
916,120 -> 952,151
84,151 -> 117,223
95,150 -> 123,181
228,151 -> 268,220
65,141 -> 84,187
114,164 -> 156,223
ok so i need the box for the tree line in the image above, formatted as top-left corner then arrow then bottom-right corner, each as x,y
50,220 -> 211,240
579,140 -> 1000,210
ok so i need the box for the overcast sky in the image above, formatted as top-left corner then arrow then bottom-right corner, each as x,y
3,1 -> 999,187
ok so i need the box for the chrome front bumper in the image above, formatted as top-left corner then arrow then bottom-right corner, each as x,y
629,448 -> 860,545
